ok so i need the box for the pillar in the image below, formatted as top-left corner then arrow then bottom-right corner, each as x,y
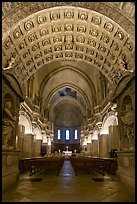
109,125 -> 119,152
99,134 -> 109,158
91,140 -> 99,157
87,143 -> 92,156
34,139 -> 42,157
22,133 -> 34,158
17,124 -> 25,159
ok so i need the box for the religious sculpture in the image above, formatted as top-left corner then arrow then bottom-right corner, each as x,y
2,101 -> 16,148
121,103 -> 134,142
3,57 -> 15,71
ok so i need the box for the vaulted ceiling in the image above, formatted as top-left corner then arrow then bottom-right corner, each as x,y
2,2 -> 135,126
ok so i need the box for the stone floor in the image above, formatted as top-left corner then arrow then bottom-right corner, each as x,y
2,160 -> 135,202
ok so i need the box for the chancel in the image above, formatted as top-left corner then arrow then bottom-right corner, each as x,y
2,2 -> 135,202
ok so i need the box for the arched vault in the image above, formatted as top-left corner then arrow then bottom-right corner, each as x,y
2,5 -> 134,89
2,3 -> 135,127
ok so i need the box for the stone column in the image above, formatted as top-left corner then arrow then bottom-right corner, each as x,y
41,143 -> 48,156
87,133 -> 92,155
109,125 -> 119,152
47,145 -> 51,155
87,143 -> 92,156
34,139 -> 42,157
22,133 -> 34,158
99,134 -> 109,158
91,140 -> 99,157
47,138 -> 51,155
17,124 -> 25,159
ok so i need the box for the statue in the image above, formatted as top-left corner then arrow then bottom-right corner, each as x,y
3,57 -> 15,71
121,103 -> 134,142
2,101 -> 16,148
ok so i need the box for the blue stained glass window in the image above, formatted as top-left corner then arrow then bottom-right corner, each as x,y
74,129 -> 77,139
57,129 -> 61,139
66,130 -> 69,140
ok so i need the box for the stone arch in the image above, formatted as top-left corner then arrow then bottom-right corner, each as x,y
92,129 -> 99,140
50,95 -> 86,119
33,125 -> 42,140
41,68 -> 95,108
19,113 -> 32,134
51,96 -> 84,127
39,65 -> 96,107
100,115 -> 118,135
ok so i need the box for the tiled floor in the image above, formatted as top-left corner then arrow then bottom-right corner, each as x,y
2,160 -> 135,202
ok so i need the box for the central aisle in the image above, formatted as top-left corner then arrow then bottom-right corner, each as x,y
2,160 -> 135,202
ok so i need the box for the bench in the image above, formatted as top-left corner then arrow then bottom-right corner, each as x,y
70,156 -> 117,176
30,157 -> 64,176
19,156 -> 64,176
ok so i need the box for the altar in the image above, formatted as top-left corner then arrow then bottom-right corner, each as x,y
62,151 -> 72,157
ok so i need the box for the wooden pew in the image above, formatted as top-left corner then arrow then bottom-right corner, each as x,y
19,157 -> 41,173
70,157 -> 104,175
19,156 -> 64,176
70,156 -> 117,176
102,158 -> 118,175
30,157 -> 64,176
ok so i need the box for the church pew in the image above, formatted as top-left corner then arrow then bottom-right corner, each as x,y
102,158 -> 118,175
70,157 -> 104,175
29,157 -> 64,176
70,156 -> 117,176
19,157 -> 64,176
19,157 -> 41,173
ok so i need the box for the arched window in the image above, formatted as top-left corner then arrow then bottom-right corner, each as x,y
66,130 -> 69,140
57,129 -> 61,140
74,129 -> 77,139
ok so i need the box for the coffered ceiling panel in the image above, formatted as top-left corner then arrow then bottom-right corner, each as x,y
2,6 -> 135,87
